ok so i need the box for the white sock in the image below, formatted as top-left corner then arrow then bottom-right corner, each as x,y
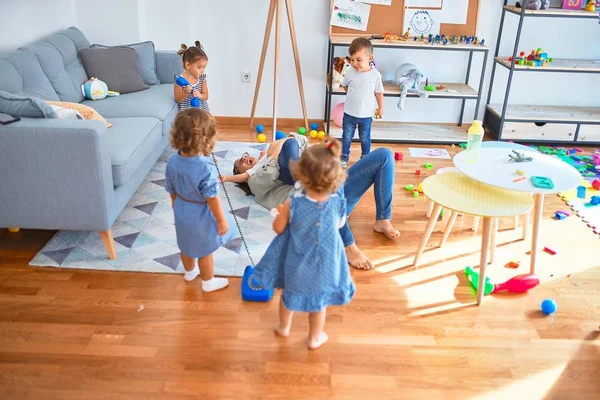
202,277 -> 229,292
184,266 -> 200,282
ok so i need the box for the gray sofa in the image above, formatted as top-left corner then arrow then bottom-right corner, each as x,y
0,27 -> 181,259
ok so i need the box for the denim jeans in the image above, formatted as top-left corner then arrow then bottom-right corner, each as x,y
341,113 -> 372,163
277,138 -> 300,186
339,148 -> 394,246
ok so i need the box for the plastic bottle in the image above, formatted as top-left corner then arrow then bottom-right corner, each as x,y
465,120 -> 484,163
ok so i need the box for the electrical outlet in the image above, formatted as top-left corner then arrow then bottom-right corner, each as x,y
241,72 -> 251,83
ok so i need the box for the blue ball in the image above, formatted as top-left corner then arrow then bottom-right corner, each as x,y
275,131 -> 286,140
541,299 -> 557,315
255,124 -> 264,134
310,122 -> 318,131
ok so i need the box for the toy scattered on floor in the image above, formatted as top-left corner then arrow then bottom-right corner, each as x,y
318,131 -> 326,139
310,130 -> 318,139
310,122 -> 318,131
413,191 -> 419,198
417,183 -> 423,193
424,163 -> 433,169
275,131 -> 286,140
554,211 -> 568,220
241,265 -> 273,302
415,169 -> 421,175
394,152 -> 403,161
255,124 -> 264,134
257,133 -> 266,143
543,246 -> 556,255
590,196 -> 600,206
405,184 -> 414,191
459,143 -> 468,149
531,176 -> 554,189
174,74 -> 200,108
540,298 -> 557,315
506,260 -> 521,268
7,228 -> 20,233
81,77 -> 108,100
592,179 -> 600,190
509,150 -> 533,163
577,185 -> 587,199
332,102 -> 345,127
465,267 -> 540,295
298,127 -> 307,136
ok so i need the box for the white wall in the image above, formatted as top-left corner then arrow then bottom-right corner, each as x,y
0,0 -> 77,51
1,0 -> 598,122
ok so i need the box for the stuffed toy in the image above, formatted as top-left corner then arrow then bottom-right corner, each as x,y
327,56 -> 351,89
518,0 -> 550,10
81,77 -> 108,100
387,63 -> 429,111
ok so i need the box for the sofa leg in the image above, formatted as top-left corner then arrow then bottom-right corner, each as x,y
99,229 -> 117,260
8,227 -> 20,233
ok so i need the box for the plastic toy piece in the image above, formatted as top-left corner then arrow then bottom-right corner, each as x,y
256,124 -> 264,134
506,260 -> 520,268
592,179 -> 600,190
508,150 -> 533,163
577,185 -> 586,199
492,274 -> 540,293
415,169 -> 421,175
424,163 -> 434,169
464,266 -> 495,295
543,246 -> 556,255
257,134 -> 266,143
513,176 -> 527,183
590,196 -> 600,206
412,191 -> 419,198
394,152 -> 404,161
174,74 -> 200,108
405,184 -> 414,191
557,210 -> 570,217
310,122 -> 319,131
541,298 -> 557,315
531,176 -> 554,189
516,169 -> 526,176
241,265 -> 273,302
418,183 -> 423,193
275,131 -> 287,140
554,212 -> 567,220
298,127 -> 307,135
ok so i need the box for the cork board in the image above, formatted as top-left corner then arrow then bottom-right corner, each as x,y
329,0 -> 480,37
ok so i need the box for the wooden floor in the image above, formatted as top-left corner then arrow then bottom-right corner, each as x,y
1,127 -> 599,400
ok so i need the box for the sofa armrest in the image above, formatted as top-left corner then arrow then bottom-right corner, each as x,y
0,118 -> 116,231
156,51 -> 181,84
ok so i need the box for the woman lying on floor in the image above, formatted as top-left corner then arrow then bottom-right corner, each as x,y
221,134 -> 400,270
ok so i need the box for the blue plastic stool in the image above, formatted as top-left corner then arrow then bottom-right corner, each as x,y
241,265 -> 273,302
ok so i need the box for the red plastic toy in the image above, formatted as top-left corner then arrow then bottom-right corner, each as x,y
493,274 -> 540,293
394,152 -> 403,161
593,179 -> 600,190
415,169 -> 421,175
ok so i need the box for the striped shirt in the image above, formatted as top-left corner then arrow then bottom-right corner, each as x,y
177,74 -> 210,112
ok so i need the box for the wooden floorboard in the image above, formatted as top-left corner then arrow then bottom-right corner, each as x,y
1,127 -> 599,399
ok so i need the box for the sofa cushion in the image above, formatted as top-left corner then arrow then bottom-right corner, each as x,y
27,33 -> 88,103
82,84 -> 177,135
91,41 -> 160,86
0,90 -> 58,118
106,117 -> 163,186
79,47 -> 149,94
62,27 -> 91,50
0,50 -> 59,100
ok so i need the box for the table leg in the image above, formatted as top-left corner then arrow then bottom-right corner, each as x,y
439,210 -> 459,247
489,218 -> 498,265
414,203 -> 443,267
477,217 -> 493,305
522,211 -> 530,241
530,194 -> 544,275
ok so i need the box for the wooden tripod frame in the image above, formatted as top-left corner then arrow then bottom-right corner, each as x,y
249,0 -> 308,140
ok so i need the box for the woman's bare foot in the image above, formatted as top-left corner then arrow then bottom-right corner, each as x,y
373,220 -> 401,239
307,332 -> 328,350
274,324 -> 291,337
345,244 -> 374,270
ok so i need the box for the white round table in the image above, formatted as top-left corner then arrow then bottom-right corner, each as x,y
453,148 -> 581,273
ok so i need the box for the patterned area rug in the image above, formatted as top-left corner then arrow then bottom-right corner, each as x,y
29,141 -> 276,277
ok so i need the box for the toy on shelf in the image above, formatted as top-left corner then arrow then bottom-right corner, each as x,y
383,63 -> 429,111
424,78 -> 435,92
174,74 -> 200,108
585,0 -> 596,11
465,266 -> 540,295
562,0 -> 583,10
519,0 -> 550,10
327,57 -> 350,89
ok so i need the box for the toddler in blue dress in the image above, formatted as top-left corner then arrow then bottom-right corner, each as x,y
253,139 -> 356,349
165,109 -> 236,292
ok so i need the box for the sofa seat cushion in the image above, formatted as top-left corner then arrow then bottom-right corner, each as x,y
107,117 -> 163,186
83,84 -> 177,135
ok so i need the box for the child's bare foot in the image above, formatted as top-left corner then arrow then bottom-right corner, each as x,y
274,324 -> 291,337
373,220 -> 401,239
345,244 -> 374,270
307,332 -> 328,350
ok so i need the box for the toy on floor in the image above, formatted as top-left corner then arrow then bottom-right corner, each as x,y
541,298 -> 557,315
465,266 -> 540,295
275,131 -> 286,140
298,127 -> 307,136
318,131 -> 326,140
310,130 -> 318,139
394,152 -> 403,161
241,265 -> 274,302
256,124 -> 264,134
174,74 -> 200,108
257,134 -> 266,143
310,122 -> 319,131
